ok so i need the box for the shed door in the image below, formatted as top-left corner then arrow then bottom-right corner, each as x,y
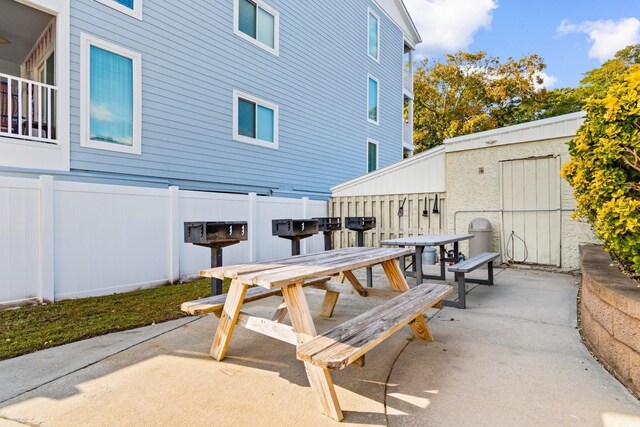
500,156 -> 561,267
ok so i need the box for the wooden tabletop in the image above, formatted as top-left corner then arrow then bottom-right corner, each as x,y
380,233 -> 474,247
200,247 -> 412,289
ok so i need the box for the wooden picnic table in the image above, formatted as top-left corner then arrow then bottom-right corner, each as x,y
381,234 -> 474,284
193,246 -> 450,421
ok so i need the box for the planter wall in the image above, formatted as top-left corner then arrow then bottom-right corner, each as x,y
580,244 -> 640,397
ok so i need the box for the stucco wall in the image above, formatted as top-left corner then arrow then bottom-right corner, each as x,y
445,137 -> 598,270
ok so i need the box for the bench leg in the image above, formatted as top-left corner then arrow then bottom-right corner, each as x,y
458,273 -> 466,309
381,259 -> 433,342
282,282 -> 343,421
210,281 -> 248,361
488,262 -> 494,286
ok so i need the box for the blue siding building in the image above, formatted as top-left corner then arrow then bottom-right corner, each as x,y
0,0 -> 420,199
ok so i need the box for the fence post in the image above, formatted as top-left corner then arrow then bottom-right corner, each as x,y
39,175 -> 55,302
169,186 -> 180,283
248,193 -> 258,262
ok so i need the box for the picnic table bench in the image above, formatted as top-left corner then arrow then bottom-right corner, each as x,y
446,252 -> 500,309
182,247 -> 452,421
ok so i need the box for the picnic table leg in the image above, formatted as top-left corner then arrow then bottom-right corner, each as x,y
439,245 -> 446,280
398,245 -> 406,272
381,259 -> 434,342
415,245 -> 424,285
282,282 -> 343,421
210,281 -> 248,361
320,273 -> 346,318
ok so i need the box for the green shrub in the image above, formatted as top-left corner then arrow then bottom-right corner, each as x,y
562,65 -> 640,273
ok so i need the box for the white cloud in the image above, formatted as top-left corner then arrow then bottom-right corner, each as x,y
90,104 -> 114,122
557,17 -> 640,62
404,0 -> 497,56
534,71 -> 557,90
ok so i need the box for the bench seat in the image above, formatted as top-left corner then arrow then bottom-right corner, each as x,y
181,276 -> 331,315
449,252 -> 500,273
446,252 -> 500,309
296,283 -> 452,370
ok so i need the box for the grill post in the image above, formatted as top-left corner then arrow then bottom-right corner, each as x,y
210,244 -> 223,295
323,232 -> 332,251
345,217 -> 377,288
313,217 -> 342,251
291,238 -> 302,256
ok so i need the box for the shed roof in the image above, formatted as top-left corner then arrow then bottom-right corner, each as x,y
444,111 -> 586,153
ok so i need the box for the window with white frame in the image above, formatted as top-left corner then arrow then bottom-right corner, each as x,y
367,74 -> 379,124
95,0 -> 143,20
233,90 -> 278,149
80,34 -> 142,154
367,139 -> 378,172
368,9 -> 380,61
234,0 -> 279,55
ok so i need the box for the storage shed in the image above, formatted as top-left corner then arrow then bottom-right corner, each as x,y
330,112 -> 598,270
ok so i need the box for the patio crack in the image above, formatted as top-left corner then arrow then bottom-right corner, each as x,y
0,415 -> 39,426
0,316 -> 202,406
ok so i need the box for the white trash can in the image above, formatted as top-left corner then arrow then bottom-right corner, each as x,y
468,218 -> 493,258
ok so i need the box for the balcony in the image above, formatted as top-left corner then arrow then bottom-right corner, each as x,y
1,73 -> 57,144
403,69 -> 413,94
403,122 -> 412,146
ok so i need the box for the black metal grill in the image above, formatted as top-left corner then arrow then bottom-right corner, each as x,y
345,217 -> 376,246
184,221 -> 248,295
345,216 -> 377,288
272,219 -> 319,256
313,217 -> 342,250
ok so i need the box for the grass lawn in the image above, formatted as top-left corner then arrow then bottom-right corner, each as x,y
0,278 -> 229,361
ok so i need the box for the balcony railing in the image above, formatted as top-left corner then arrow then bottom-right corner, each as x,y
1,72 -> 57,144
403,122 -> 412,145
403,69 -> 413,93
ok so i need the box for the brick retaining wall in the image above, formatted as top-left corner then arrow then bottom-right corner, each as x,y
580,244 -> 640,397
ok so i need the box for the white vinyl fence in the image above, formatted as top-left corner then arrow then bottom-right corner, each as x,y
0,175 -> 327,306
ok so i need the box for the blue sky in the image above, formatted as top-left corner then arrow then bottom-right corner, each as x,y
404,0 -> 640,88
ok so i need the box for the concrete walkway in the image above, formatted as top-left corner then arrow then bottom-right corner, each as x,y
1,267 -> 639,426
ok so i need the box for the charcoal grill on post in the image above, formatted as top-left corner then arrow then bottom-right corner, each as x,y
313,217 -> 342,251
272,219 -> 319,256
345,216 -> 377,287
184,221 -> 248,296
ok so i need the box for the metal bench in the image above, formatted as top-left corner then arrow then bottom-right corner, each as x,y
296,283 -> 452,370
446,252 -> 500,309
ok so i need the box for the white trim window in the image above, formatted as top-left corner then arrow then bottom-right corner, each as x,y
367,74 -> 380,125
233,0 -> 280,56
80,34 -> 142,155
367,139 -> 379,173
368,8 -> 380,62
95,0 -> 143,20
233,90 -> 279,149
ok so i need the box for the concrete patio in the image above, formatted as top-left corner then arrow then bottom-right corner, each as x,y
1,266 -> 639,426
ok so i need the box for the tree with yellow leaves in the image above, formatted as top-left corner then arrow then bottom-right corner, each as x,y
562,64 -> 640,274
